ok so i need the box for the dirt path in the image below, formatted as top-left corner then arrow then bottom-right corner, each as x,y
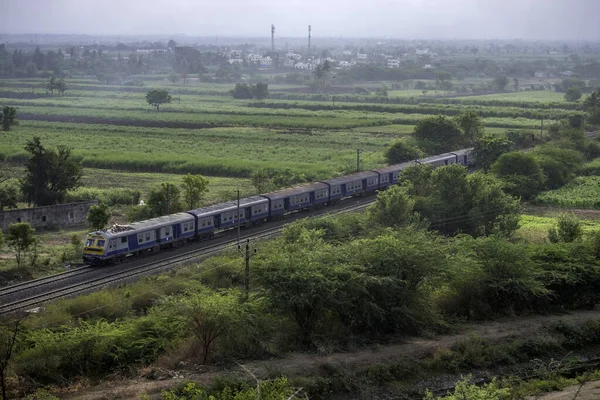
62,309 -> 600,400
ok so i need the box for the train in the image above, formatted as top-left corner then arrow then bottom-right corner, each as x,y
83,148 -> 474,265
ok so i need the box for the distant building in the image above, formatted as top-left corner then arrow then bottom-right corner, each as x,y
534,71 -> 548,78
561,70 -> 574,76
338,60 -> 356,69
228,58 -> 243,65
247,54 -> 261,63
294,62 -> 312,70
357,53 -> 368,60
387,59 -> 401,68
283,59 -> 296,68
260,57 -> 273,68
423,64 -> 433,69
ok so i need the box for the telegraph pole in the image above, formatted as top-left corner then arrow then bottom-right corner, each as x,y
540,117 -> 544,141
238,239 -> 256,301
356,149 -> 362,172
237,189 -> 241,246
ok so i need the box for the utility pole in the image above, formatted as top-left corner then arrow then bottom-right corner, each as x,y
237,189 -> 241,246
332,96 -> 335,107
356,149 -> 362,172
238,239 -> 256,301
540,117 -> 543,141
166,184 -> 170,215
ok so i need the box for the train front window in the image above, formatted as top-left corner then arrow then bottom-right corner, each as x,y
85,239 -> 94,246
97,240 -> 105,247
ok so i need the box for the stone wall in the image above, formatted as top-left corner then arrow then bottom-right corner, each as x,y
0,201 -> 98,232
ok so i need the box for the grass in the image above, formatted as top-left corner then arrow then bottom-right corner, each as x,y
453,90 -> 568,103
536,176 -> 600,209
0,120 -> 389,178
516,214 -> 600,243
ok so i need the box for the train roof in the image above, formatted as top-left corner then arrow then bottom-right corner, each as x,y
418,152 -> 457,164
450,148 -> 473,156
261,182 -> 328,200
187,196 -> 268,217
375,161 -> 416,174
322,170 -> 379,186
92,212 -> 195,238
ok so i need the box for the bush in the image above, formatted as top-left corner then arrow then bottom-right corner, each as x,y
548,214 -> 583,243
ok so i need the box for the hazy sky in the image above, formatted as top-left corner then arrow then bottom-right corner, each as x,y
2,0 -> 600,40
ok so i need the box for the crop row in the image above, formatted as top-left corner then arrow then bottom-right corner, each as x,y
1,121 -> 388,177
536,176 -> 600,209
247,100 -> 580,120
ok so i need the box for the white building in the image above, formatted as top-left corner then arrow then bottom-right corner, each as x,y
228,58 -> 243,65
387,59 -> 401,68
294,62 -> 312,70
338,60 -> 356,69
283,59 -> 296,68
357,53 -> 368,60
260,57 -> 273,67
247,54 -> 261,63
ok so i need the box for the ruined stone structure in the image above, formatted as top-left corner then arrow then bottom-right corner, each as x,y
0,201 -> 97,232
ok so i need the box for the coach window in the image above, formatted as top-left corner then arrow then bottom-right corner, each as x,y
42,215 -> 47,222
138,234 -> 143,243
165,227 -> 171,236
121,237 -> 127,244
145,232 -> 151,241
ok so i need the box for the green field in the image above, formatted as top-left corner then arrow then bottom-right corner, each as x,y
0,120 -> 388,179
454,90 -> 568,103
0,78 -> 584,204
536,176 -> 600,209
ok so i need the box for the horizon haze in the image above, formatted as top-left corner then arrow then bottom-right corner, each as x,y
2,0 -> 600,41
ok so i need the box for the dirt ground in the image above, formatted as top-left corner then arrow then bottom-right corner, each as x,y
60,309 -> 600,400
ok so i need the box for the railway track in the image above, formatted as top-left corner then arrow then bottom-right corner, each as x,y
0,199 -> 372,314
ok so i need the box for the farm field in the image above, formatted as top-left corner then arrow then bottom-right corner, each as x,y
516,213 -> 600,243
0,120 -> 388,179
2,163 -> 253,207
536,176 -> 600,209
453,90 -> 568,103
0,78 -> 584,198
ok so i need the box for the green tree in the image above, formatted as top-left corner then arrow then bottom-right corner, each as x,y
167,289 -> 245,364
0,315 -> 27,400
0,178 -> 19,210
583,88 -> 600,125
494,74 -> 508,91
565,86 -> 582,102
168,72 -> 179,85
534,146 -> 583,189
454,110 -> 485,145
413,115 -> 464,154
313,60 -> 332,92
6,222 -> 36,268
368,185 -> 415,228
230,83 -> 254,99
251,169 -> 275,193
252,82 -> 269,100
435,71 -> 452,90
473,134 -> 513,172
145,89 -> 171,111
255,229 -> 342,346
87,202 -> 111,231
181,173 -> 209,209
21,137 -> 83,206
55,78 -> 67,95
148,183 -> 181,216
384,140 -> 424,164
0,106 -> 18,131
491,152 -> 544,200
548,214 -> 583,243
375,85 -> 388,96
46,74 -> 57,95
